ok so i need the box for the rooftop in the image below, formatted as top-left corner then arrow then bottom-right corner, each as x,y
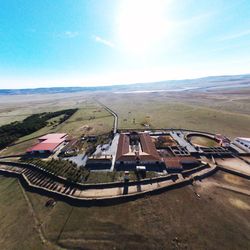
116,132 -> 160,162
27,133 -> 67,152
236,137 -> 250,142
38,133 -> 67,142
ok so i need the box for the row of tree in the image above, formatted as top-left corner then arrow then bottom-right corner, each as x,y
25,158 -> 89,183
0,109 -> 77,149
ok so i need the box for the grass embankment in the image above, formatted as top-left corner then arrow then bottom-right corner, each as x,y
24,158 -> 89,183
22,158 -> 158,184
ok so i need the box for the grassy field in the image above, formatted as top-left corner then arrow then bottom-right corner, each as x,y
1,89 -> 250,138
0,172 -> 249,249
0,93 -> 94,126
56,106 -> 113,137
0,114 -> 66,156
0,176 -> 46,249
1,89 -> 250,155
97,92 -> 250,138
0,100 -> 113,156
189,136 -> 220,147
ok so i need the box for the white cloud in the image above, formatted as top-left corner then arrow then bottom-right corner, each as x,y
93,35 -> 115,48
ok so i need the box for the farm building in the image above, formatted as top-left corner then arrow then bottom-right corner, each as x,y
163,156 -> 200,173
115,132 -> 164,171
27,133 -> 67,154
60,138 -> 79,155
86,155 -> 112,170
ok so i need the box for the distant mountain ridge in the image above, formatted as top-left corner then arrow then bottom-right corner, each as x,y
0,74 -> 250,95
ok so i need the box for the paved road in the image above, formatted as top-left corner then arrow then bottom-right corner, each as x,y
110,133 -> 120,171
64,153 -> 88,167
95,99 -> 118,134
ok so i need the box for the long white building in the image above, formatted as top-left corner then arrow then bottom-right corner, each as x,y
233,137 -> 250,153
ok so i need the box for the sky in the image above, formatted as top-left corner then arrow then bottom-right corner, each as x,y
0,0 -> 250,89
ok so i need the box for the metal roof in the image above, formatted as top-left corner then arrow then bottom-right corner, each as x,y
38,133 -> 67,141
236,137 -> 250,142
27,143 -> 62,152
27,133 -> 67,152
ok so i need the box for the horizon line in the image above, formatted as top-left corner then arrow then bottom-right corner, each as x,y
0,72 -> 249,90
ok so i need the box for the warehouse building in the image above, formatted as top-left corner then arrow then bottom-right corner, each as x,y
27,133 -> 67,154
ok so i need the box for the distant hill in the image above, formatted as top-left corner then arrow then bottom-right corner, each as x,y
0,74 -> 250,95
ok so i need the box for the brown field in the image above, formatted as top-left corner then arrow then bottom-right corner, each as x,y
0,171 -> 249,249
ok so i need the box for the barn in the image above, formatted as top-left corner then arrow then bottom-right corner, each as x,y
27,133 -> 67,154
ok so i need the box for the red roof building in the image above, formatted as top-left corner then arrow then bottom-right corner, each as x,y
115,132 -> 161,163
27,133 -> 67,154
164,156 -> 200,171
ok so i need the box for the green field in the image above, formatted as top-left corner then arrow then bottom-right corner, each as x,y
0,93 -> 94,126
0,100 -> 113,156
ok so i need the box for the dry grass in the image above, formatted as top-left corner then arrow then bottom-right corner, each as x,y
189,136 -> 219,147
97,92 -> 250,138
56,107 -> 113,136
0,177 -> 46,249
0,172 -> 249,249
0,100 -> 113,156
1,89 -> 250,138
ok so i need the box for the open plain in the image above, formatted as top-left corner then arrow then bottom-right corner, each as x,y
0,82 -> 250,249
0,171 -> 249,249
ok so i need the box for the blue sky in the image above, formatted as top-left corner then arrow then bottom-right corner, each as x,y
0,0 -> 250,89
